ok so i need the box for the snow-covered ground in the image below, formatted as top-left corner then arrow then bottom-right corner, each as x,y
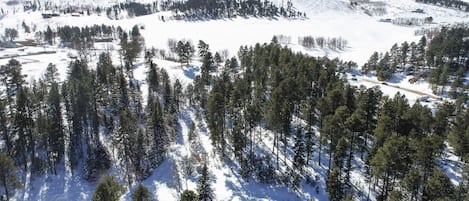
1,0 -> 469,200
2,0 -> 469,70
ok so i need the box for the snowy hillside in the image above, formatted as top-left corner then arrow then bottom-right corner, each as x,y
1,0 -> 469,201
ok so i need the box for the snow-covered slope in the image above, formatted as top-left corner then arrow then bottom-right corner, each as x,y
291,0 -> 354,15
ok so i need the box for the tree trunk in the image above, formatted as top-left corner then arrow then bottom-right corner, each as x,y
318,133 -> 322,166
250,129 -> 254,166
346,132 -> 355,183
275,131 -> 280,170
362,131 -> 368,160
283,130 -> 287,167
2,176 -> 9,201
380,173 -> 389,201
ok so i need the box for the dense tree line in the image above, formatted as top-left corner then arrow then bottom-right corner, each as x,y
3,28 -> 18,42
196,38 -> 468,200
298,36 -> 348,51
363,37 -> 426,81
37,24 -> 115,48
363,26 -> 469,99
0,26 -> 179,200
416,0 -> 469,12
38,0 -> 305,20
427,27 -> 469,97
106,2 -> 159,18
197,38 -> 361,190
160,0 -> 305,19
2,23 -> 469,201
23,0 -> 307,21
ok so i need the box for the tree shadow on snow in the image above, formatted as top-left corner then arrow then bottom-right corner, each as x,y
183,65 -> 199,80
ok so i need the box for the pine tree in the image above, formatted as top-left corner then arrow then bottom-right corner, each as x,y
414,135 -> 444,185
21,21 -> 30,33
44,26 -> 54,45
377,52 -> 392,81
400,41 -> 409,66
422,169 -> 454,201
146,65 -> 167,169
388,189 -> 405,201
449,67 -> 465,98
321,106 -> 349,172
47,82 -> 64,174
292,128 -> 305,172
357,87 -> 381,159
197,163 -> 213,201
327,167 -> 343,201
371,136 -> 411,201
0,59 -> 26,113
206,80 -> 226,155
92,175 -> 125,201
66,60 -> 93,167
0,100 -> 11,156
146,60 -> 160,92
200,52 -> 214,85
448,108 -> 469,161
403,168 -> 421,201
344,107 -> 365,180
14,86 -> 32,171
455,164 -> 469,201
0,152 -> 22,201
418,36 -> 427,65
180,189 -> 198,201
365,52 -> 379,72
214,52 -> 222,67
173,79 -> 183,112
132,184 -> 153,201
198,40 -> 209,58
231,116 -> 245,159
227,57 -> 239,79
134,129 -> 149,180
433,102 -> 454,137
120,31 -> 142,70
117,107 -> 138,187
4,28 -> 18,41
176,40 -> 195,67
290,128 -> 306,188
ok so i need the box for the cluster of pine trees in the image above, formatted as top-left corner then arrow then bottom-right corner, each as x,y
90,161 -> 213,201
0,26 -> 181,199
160,0 -> 305,19
364,26 -> 469,100
427,27 -> 469,97
23,0 -> 307,22
37,0 -> 305,21
91,175 -> 154,201
298,36 -> 348,51
364,37 -> 427,81
37,24 -> 115,48
416,0 -> 469,12
193,38 -> 469,200
106,2 -> 160,19
2,22 -> 469,201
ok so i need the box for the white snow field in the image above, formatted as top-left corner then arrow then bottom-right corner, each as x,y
1,0 -> 469,200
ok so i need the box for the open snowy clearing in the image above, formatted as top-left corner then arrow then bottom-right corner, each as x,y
1,0 -> 469,70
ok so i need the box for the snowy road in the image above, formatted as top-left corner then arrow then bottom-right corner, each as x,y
357,77 -> 440,99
